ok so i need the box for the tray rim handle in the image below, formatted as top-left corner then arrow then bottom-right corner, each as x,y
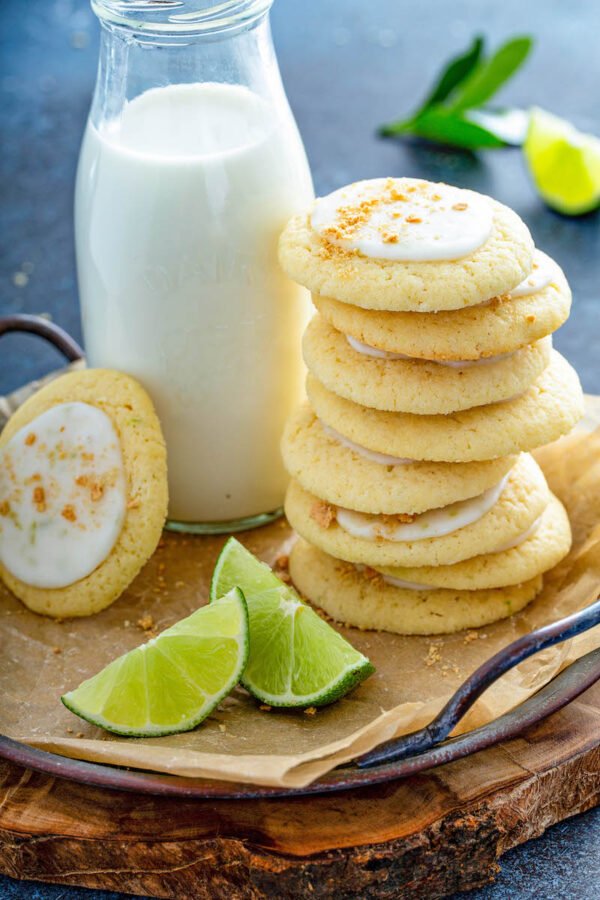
358,595 -> 600,768
0,314 -> 84,363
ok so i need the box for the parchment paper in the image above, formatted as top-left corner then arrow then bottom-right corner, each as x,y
1,374 -> 599,788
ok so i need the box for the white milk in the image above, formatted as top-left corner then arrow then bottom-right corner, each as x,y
75,83 -> 313,524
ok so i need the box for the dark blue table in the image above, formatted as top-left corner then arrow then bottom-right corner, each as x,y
1,0 -> 599,896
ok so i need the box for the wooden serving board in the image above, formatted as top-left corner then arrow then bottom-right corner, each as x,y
0,679 -> 598,899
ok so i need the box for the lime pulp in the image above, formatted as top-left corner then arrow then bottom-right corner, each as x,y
61,587 -> 248,736
210,538 -> 375,707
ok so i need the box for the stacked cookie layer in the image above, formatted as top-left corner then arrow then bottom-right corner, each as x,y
278,178 -> 584,635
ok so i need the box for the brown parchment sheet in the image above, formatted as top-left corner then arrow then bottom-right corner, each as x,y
1,378 -> 599,788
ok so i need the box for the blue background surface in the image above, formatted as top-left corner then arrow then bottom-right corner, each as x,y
1,0 -> 599,896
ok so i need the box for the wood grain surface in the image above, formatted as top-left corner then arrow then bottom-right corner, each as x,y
0,680 -> 598,899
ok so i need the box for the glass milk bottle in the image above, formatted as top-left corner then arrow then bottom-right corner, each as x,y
75,0 -> 313,532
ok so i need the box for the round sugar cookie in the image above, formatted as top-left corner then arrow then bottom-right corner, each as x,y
289,540 -> 541,635
379,493 -> 571,590
279,179 -> 534,312
313,250 -> 571,360
281,403 -> 517,515
284,454 -> 549,568
0,369 -> 168,618
306,351 -> 583,462
303,315 -> 552,414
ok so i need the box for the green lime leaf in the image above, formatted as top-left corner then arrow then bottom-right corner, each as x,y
524,107 -> 600,215
378,34 -> 533,151
420,35 -> 484,111
409,108 -> 506,149
211,538 -> 375,708
449,36 -> 533,113
379,35 -> 484,138
61,588 -> 249,736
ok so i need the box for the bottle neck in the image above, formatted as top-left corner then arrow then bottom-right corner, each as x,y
89,7 -> 283,128
91,0 -> 273,37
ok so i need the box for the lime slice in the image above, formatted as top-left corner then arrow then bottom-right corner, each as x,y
61,588 -> 248,736
524,107 -> 600,215
210,538 -> 375,707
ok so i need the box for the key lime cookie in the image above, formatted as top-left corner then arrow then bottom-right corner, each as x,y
0,369 -> 168,618
303,315 -> 552,414
378,493 -> 571,590
307,351 -> 583,462
314,249 -> 571,361
279,178 -> 534,312
289,540 -> 542,635
284,453 -> 549,568
281,404 -> 517,514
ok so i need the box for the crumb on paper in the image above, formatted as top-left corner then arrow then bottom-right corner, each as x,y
463,630 -> 479,645
259,704 -> 272,712
123,619 -> 131,628
425,642 -> 443,667
218,723 -> 227,733
310,500 -> 336,528
137,614 -> 157,637
52,646 -> 62,655
76,732 -> 84,739
66,727 -> 73,734
304,707 -> 317,716
174,581 -> 185,589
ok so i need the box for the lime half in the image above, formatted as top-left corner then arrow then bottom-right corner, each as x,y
62,588 -> 248,736
210,538 -> 374,707
524,107 -> 600,215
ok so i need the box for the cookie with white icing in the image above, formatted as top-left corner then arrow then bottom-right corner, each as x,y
0,369 -> 168,618
284,453 -> 549,569
281,403 -> 517,515
289,540 -> 541,635
313,250 -> 571,360
303,315 -> 552,414
306,351 -> 583,462
378,493 -> 571,590
279,178 -> 534,312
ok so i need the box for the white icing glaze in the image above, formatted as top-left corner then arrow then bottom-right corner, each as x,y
509,249 -> 557,298
346,335 -> 408,360
321,422 -> 415,466
354,562 -> 438,591
311,178 -> 493,261
335,473 -> 510,542
345,334 -> 517,367
0,402 -> 127,589
490,514 -> 543,553
380,573 -> 440,591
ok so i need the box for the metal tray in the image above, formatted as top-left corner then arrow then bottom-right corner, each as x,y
1,314 -> 599,800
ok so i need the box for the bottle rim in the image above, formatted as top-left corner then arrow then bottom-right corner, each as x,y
91,0 -> 273,35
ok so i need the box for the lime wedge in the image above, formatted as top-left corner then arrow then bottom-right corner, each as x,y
524,107 -> 600,215
210,538 -> 375,707
61,588 -> 248,736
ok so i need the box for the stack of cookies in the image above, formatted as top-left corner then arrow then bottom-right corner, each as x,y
278,178 -> 584,635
